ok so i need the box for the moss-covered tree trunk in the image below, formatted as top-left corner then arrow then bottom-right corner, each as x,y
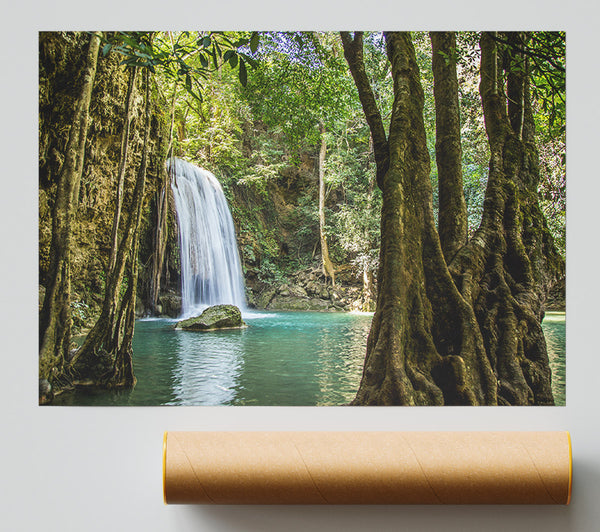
430,31 -> 468,262
71,68 -> 152,387
39,32 -> 100,397
107,66 -> 137,274
448,32 -> 564,405
343,31 -> 562,406
149,176 -> 170,312
343,32 -> 496,405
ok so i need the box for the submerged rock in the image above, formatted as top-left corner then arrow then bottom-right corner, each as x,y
176,304 -> 246,331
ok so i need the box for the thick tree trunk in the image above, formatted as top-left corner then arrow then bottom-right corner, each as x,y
505,33 -> 527,140
39,32 -> 100,395
343,31 -> 561,406
430,32 -> 468,262
448,32 -> 564,405
71,68 -> 152,387
349,32 -> 496,405
318,123 -> 335,285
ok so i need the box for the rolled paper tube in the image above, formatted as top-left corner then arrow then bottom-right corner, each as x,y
163,431 -> 572,505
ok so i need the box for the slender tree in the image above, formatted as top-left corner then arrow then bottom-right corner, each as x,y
110,67 -> 153,385
107,66 -> 138,274
149,78 -> 178,313
318,122 -> 336,285
245,32 -> 357,284
340,33 -> 389,189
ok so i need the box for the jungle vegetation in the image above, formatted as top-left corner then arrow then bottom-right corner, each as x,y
39,31 -> 565,405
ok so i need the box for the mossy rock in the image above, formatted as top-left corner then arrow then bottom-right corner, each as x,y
256,288 -> 277,309
176,304 -> 246,331
159,293 -> 183,317
266,295 -> 332,311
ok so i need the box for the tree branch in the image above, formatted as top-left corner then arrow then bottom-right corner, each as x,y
340,32 -> 389,189
488,32 -> 565,72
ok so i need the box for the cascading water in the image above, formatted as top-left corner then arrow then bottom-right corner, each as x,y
168,158 -> 246,317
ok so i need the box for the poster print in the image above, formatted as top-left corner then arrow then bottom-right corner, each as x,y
39,31 -> 565,406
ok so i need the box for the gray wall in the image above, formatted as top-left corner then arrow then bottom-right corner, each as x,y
3,1 -> 599,530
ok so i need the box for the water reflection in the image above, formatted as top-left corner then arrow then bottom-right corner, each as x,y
542,311 -> 566,406
168,327 -> 246,405
231,312 -> 333,405
314,315 -> 370,405
224,312 -> 372,405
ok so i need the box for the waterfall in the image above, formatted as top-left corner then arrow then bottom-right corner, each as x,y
168,158 -> 246,317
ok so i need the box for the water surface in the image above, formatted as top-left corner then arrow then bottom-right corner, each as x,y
543,311 -> 566,406
55,310 -> 566,406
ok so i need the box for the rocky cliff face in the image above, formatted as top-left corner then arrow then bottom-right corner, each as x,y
546,277 -> 566,312
251,267 -> 375,312
39,32 -> 169,331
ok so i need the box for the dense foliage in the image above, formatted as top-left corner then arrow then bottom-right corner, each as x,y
159,30 -> 565,279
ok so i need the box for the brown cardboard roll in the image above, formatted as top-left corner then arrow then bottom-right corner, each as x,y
163,431 -> 572,505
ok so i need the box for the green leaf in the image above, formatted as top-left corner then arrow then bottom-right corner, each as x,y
185,73 -> 192,93
102,43 -> 112,56
229,53 -> 238,68
250,32 -> 259,53
202,36 -> 211,48
120,34 -> 137,48
134,51 -> 153,60
192,79 -> 204,102
188,88 -> 202,103
239,59 -> 247,87
239,53 -> 258,69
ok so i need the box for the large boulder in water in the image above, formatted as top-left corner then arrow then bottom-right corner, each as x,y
176,304 -> 246,331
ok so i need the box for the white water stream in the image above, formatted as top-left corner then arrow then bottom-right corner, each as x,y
168,158 -> 246,317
